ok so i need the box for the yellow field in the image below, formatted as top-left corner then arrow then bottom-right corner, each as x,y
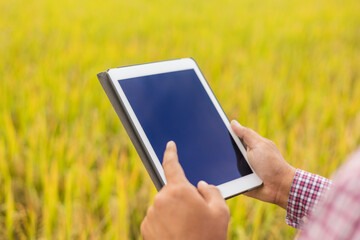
1,0 -> 360,239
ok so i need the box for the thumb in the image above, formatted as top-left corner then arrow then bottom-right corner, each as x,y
231,120 -> 262,150
162,141 -> 187,184
197,181 -> 225,207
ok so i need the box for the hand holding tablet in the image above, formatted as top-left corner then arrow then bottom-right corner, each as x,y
141,123 -> 297,239
103,58 -> 263,198
141,140 -> 230,240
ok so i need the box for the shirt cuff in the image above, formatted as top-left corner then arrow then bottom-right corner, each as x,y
285,169 -> 331,229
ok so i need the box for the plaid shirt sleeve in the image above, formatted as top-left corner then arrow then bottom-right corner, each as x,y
285,169 -> 332,229
298,149 -> 360,239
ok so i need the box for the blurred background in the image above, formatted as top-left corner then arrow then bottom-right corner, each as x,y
1,0 -> 360,239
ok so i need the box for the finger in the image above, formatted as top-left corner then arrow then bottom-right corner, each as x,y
197,181 -> 226,207
162,141 -> 187,184
231,120 -> 262,149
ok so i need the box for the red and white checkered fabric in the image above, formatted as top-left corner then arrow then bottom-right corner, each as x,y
299,149 -> 360,239
286,169 -> 332,229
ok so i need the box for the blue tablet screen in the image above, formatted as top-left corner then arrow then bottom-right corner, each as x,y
118,69 -> 252,186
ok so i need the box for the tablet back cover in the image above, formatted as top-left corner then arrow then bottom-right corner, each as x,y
97,71 -> 163,191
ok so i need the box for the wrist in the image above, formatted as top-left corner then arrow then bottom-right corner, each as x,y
275,166 -> 296,209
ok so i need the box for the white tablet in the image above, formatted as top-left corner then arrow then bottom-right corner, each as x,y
107,58 -> 262,199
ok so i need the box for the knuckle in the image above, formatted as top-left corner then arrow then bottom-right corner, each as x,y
243,127 -> 251,135
264,138 -> 276,147
168,150 -> 177,158
217,204 -> 230,219
162,158 -> 176,171
258,140 -> 269,149
169,186 -> 183,198
268,140 -> 276,147
178,183 -> 193,194
208,184 -> 223,197
164,149 -> 176,160
159,184 -> 169,193
162,185 -> 179,198
224,205 -> 231,217
168,183 -> 193,199
140,219 -> 147,236
162,158 -> 171,168
146,206 -> 154,217
209,184 -> 221,194
153,193 -> 166,209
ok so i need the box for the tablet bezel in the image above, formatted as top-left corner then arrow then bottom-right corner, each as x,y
107,58 -> 262,198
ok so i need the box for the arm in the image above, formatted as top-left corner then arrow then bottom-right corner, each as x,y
299,149 -> 360,239
231,120 -> 331,228
141,121 -> 332,238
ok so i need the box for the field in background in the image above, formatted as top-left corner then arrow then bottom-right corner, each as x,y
1,0 -> 360,239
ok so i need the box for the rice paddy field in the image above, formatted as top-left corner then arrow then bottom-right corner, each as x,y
1,0 -> 360,239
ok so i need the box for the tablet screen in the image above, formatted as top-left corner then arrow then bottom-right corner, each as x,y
118,69 -> 252,186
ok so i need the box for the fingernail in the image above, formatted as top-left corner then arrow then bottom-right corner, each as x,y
232,120 -> 242,127
198,180 -> 208,187
167,141 -> 174,148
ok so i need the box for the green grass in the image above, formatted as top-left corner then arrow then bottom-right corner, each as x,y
1,0 -> 360,238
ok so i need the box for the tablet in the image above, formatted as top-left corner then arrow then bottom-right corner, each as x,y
107,58 -> 262,198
